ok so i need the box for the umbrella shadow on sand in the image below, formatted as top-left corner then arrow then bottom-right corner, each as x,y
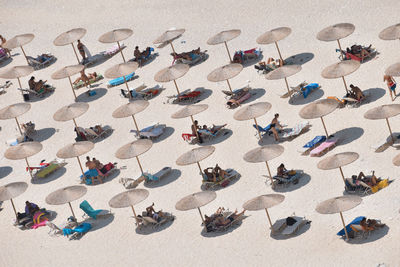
75,88 -> 108,102
284,52 -> 314,66
270,220 -> 312,240
271,172 -> 311,193
33,127 -> 56,142
144,169 -> 181,188
244,88 -> 266,105
200,216 -> 248,237
31,166 -> 67,185
289,88 -> 325,106
0,57 -> 12,67
72,214 -> 115,240
23,90 -> 55,103
135,216 -> 175,235
242,54 -> 264,68
362,88 -> 386,104
151,126 -> 175,143
0,166 -> 13,179
85,54 -> 112,69
333,127 -> 364,146
346,225 -> 389,244
257,128 -> 311,146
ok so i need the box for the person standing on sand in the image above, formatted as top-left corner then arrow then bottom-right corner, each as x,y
77,40 -> 86,61
0,34 -> 11,56
384,75 -> 397,101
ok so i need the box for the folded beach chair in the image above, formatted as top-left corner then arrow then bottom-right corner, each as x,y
107,72 -> 135,88
131,123 -> 166,139
202,168 -> 239,190
73,74 -> 104,89
27,54 -> 56,70
46,221 -> 63,236
79,200 -> 110,219
298,135 -> 327,155
309,137 -> 338,157
337,216 -> 365,239
63,223 -> 92,240
282,121 -> 310,139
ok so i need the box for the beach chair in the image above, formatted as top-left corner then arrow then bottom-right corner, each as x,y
336,45 -> 377,63
104,43 -> 126,58
272,170 -> 303,187
46,221 -> 63,236
282,121 -> 310,139
309,137 -> 338,157
288,82 -> 321,102
254,61 -> 278,74
225,87 -> 252,109
79,200 -> 111,219
131,123 -> 166,140
172,49 -> 208,66
107,72 -> 135,88
167,88 -> 203,103
136,212 -> 175,229
119,167 -> 172,189
30,159 -> 67,179
271,216 -> 308,236
73,74 -> 104,89
233,48 -> 262,65
27,54 -> 56,70
202,168 -> 239,190
337,216 -> 365,239
0,81 -> 12,95
63,223 -> 92,240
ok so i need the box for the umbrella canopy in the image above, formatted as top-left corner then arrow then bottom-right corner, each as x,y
243,194 -> 285,210
176,191 -> 216,211
317,23 -> 355,41
207,29 -> 241,45
256,27 -> 292,44
4,142 -> 42,160
233,102 -> 272,121
316,195 -> 362,214
53,102 -> 89,122
154,64 -> 189,82
299,99 -> 338,119
109,189 -> 149,208
176,146 -> 215,166
153,28 -> 185,44
3,34 -> 35,49
364,104 -> 400,120
98,28 -> 133,43
385,62 -> 400,77
379,23 -> 400,40
54,28 -> 87,46
392,153 -> 400,166
105,62 -> 139,79
243,144 -> 284,163
45,185 -> 87,205
115,139 -> 153,159
207,63 -> 243,82
171,104 -> 208,119
0,182 -> 28,201
317,152 -> 359,170
56,141 -> 94,159
0,103 -> 31,119
0,65 -> 34,79
112,100 -> 149,118
266,65 -> 301,80
321,60 -> 360,79
51,64 -> 84,79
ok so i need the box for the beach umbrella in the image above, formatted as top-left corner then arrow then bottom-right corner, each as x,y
3,33 -> 35,64
207,63 -> 243,93
256,27 -> 292,61
56,141 -> 94,176
105,62 -> 139,97
154,64 -> 189,94
243,194 -> 284,232
266,65 -> 302,96
364,104 -> 400,143
153,28 -> 185,53
45,185 -> 87,218
0,102 -> 31,135
0,182 -> 28,222
109,189 -> 149,224
384,62 -> 400,77
54,28 -> 87,63
243,145 -> 284,186
176,146 -> 215,175
115,139 -> 152,174
317,23 -> 355,51
379,23 -> 400,41
171,104 -> 208,141
51,64 -> 85,100
317,152 -> 359,184
53,102 -> 89,130
4,142 -> 42,179
112,100 -> 149,132
321,60 -> 360,94
0,65 -> 34,96
392,153 -> 400,166
316,195 -> 362,240
299,99 -> 338,137
207,29 -> 241,61
98,28 -> 133,62
233,102 -> 272,139
175,191 -> 216,228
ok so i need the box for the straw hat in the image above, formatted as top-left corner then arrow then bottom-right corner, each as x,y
256,27 -> 292,44
104,62 -> 139,79
112,100 -> 149,118
45,185 -> 87,205
51,64 -> 84,79
233,102 -> 272,121
207,63 -> 243,82
317,23 -> 355,41
171,104 -> 208,119
154,64 -> 189,82
153,28 -> 185,44
56,141 -> 94,158
0,65 -> 34,79
98,28 -> 133,43
176,146 -> 215,166
53,102 -> 89,122
109,189 -> 149,208
243,145 -> 284,163
321,60 -> 360,79
379,23 -> 400,40
242,194 -> 285,210
4,142 -> 42,160
299,99 -> 338,119
207,29 -> 241,45
316,195 -> 362,214
3,34 -> 35,49
384,62 -> 400,77
266,65 -> 301,80
317,152 -> 359,170
392,153 -> 400,166
54,28 -> 87,46
364,104 -> 400,120
175,191 -> 216,211
0,103 -> 31,120
0,182 -> 28,201
115,139 -> 153,159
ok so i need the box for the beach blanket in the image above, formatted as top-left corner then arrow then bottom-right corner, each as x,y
303,135 -> 326,148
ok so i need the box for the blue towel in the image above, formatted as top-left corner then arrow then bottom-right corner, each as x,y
108,72 -> 135,86
302,83 -> 319,98
63,223 -> 92,236
337,216 -> 365,236
253,124 -> 272,132
79,200 -> 103,219
303,135 -> 326,148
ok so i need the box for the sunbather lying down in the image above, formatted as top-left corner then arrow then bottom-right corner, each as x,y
200,124 -> 227,134
358,217 -> 385,231
226,87 -> 251,108
204,207 -> 245,228
346,44 -> 372,59
351,171 -> 382,187
255,57 -> 284,72
15,201 -> 49,229
137,203 -> 165,222
73,71 -> 98,86
170,47 -> 202,61
203,164 -> 228,183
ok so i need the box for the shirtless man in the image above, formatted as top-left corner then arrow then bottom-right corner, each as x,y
349,84 -> 365,101
85,156 -> 96,170
384,75 -> 397,101
28,76 -> 50,93
191,120 -> 203,143
77,40 -> 86,60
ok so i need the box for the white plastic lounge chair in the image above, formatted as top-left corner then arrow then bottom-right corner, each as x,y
282,121 -> 310,139
310,137 -> 338,157
281,216 -> 308,236
119,167 -> 172,189
46,221 -> 62,236
130,123 -> 166,139
27,54 -> 56,70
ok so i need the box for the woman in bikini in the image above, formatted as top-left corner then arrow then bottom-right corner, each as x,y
270,113 -> 283,142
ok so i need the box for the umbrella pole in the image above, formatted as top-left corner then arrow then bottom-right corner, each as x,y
20,46 -> 29,64
170,42 -> 176,54
190,115 -> 201,142
68,202 -> 76,218
226,79 -> 233,93
265,208 -> 274,232
71,43 -> 80,64
68,76 -> 78,100
123,76 -> 131,100
197,207 -> 207,231
25,158 -> 33,179
135,156 -> 144,174
173,79 -> 180,95
274,41 -> 284,62
386,118 -> 395,143
76,156 -> 85,176
339,211 -> 349,240
253,118 -> 262,140
72,118 -> 78,129
131,115 -> 140,132
284,77 -> 291,96
131,205 -> 139,225
337,39 -> 343,52
320,117 -> 329,137
341,76 -> 349,94
224,41 -> 232,62
15,117 -> 23,135
117,41 -> 126,63
265,161 -> 274,187
17,77 -> 24,96
196,162 -> 203,175
10,198 -> 19,223
338,167 -> 346,184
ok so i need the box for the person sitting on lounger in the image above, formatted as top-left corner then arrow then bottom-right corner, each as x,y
270,113 -> 283,141
277,164 -> 289,178
144,203 -> 165,221
359,217 -> 385,231
348,44 -> 371,59
73,70 -> 91,88
349,84 -> 365,101
28,76 -> 51,93
213,209 -> 245,227
25,201 -> 40,217
267,57 -> 284,68
202,124 -> 227,134
134,46 -> 151,66
191,120 -> 203,143
85,156 -> 96,170
92,157 -> 103,170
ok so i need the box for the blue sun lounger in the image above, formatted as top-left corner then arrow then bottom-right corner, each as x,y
107,72 -> 135,87
337,216 -> 365,237
80,200 -> 105,219
298,135 -> 326,154
63,222 -> 92,237
253,124 -> 272,137
302,83 -> 319,98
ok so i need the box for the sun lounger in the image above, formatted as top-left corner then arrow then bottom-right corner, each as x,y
226,87 -> 252,108
344,178 -> 371,195
18,84 -> 55,99
107,72 -> 135,88
46,221 -> 63,236
309,137 -> 338,157
298,135 -> 327,155
233,48 -> 262,65
130,123 -> 166,139
0,81 -> 12,95
282,121 -> 310,139
27,54 -> 56,70
79,200 -> 110,219
272,170 -> 303,187
288,82 -> 321,101
167,88 -> 203,103
172,50 -> 208,66
119,167 -> 172,189
272,216 -> 308,235
73,74 -> 104,89
204,210 -> 245,232
30,159 -> 67,179
63,222 -> 91,240
104,43 -> 126,57
136,212 -> 175,229
337,216 -> 365,238
202,168 -> 239,190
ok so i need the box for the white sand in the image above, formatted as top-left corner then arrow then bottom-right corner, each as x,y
0,0 -> 399,266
